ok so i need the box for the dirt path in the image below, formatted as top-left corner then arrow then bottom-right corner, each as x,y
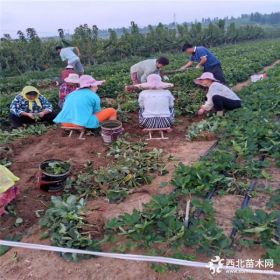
232,59 -> 280,92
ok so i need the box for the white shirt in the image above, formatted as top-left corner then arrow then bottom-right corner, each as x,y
130,59 -> 160,83
60,47 -> 79,63
138,89 -> 175,118
203,82 -> 241,111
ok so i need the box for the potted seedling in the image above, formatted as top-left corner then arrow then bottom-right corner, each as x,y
39,159 -> 71,192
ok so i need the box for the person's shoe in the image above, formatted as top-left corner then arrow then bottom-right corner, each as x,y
216,111 -> 224,117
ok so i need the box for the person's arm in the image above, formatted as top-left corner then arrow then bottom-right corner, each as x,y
179,60 -> 193,70
195,47 -> 208,68
59,84 -> 68,100
196,56 -> 207,68
10,96 -> 25,117
21,111 -> 35,119
60,49 -> 67,61
198,91 -> 214,115
91,94 -> 101,113
138,92 -> 144,109
39,96 -> 53,117
169,93 -> 175,108
75,47 -> 81,56
95,96 -> 101,112
140,72 -> 149,83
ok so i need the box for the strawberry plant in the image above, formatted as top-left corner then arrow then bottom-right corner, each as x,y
232,208 -> 280,263
40,195 -> 100,261
186,117 -> 219,141
106,194 -> 231,256
95,139 -> 165,202
266,189 -> 280,210
0,124 -> 48,144
43,160 -> 70,175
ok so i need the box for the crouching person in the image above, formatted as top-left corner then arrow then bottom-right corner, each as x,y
194,72 -> 241,116
10,86 -> 56,128
136,74 -> 175,128
53,75 -> 117,129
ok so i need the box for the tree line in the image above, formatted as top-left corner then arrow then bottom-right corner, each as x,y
250,12 -> 280,25
0,18 -> 279,76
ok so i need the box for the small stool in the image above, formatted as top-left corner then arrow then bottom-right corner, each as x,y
61,123 -> 86,140
143,128 -> 172,140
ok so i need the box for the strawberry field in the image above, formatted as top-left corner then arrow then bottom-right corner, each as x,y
1,39 -> 280,279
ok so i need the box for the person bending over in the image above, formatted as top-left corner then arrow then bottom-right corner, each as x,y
180,43 -> 226,84
130,57 -> 169,85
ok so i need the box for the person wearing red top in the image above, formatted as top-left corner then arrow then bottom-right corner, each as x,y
60,65 -> 75,84
59,73 -> 79,108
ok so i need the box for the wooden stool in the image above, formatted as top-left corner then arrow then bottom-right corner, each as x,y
143,128 -> 172,140
61,123 -> 86,140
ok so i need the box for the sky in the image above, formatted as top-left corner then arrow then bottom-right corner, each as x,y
0,0 -> 279,37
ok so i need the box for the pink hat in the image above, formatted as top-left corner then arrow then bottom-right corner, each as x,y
136,74 -> 173,89
194,72 -> 219,86
64,73 -> 79,84
79,75 -> 105,89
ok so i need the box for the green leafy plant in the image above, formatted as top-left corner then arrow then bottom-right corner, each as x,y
187,117 -> 219,141
266,189 -> 280,209
232,208 -> 280,256
95,139 -> 165,203
43,161 -> 70,175
40,195 -> 100,261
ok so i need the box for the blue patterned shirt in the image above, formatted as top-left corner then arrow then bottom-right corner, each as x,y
10,95 -> 53,117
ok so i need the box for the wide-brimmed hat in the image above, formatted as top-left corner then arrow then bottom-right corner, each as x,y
136,74 -> 173,89
79,75 -> 105,89
194,72 -> 219,86
65,64 -> 74,69
64,73 -> 80,84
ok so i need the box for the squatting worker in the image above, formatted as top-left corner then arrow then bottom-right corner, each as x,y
54,75 -> 118,129
180,43 -> 226,84
136,74 -> 175,129
194,72 -> 241,117
56,46 -> 84,75
60,64 -> 75,84
10,86 -> 56,128
130,57 -> 169,85
58,73 -> 79,108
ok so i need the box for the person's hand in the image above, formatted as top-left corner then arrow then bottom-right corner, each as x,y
39,111 -> 46,118
26,113 -> 35,119
198,108 -> 205,116
196,64 -> 202,69
179,66 -> 186,71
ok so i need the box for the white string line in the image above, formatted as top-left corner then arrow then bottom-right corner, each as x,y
0,240 -> 279,276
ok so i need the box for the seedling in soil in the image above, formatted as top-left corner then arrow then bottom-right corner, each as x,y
266,189 -> 280,209
43,161 -> 70,175
33,113 -> 40,122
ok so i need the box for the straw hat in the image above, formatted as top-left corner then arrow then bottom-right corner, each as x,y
194,72 -> 219,86
79,75 -> 105,89
136,74 -> 173,89
64,73 -> 80,84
